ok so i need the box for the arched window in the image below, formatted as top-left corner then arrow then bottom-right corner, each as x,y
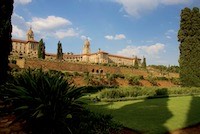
92,69 -> 94,73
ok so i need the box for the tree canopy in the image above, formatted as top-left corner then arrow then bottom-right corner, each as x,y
178,7 -> 200,87
57,41 -> 63,60
0,0 -> 14,85
38,39 -> 45,59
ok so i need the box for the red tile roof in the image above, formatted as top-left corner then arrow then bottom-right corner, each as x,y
12,39 -> 27,43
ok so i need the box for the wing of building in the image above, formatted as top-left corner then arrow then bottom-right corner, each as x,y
11,27 -> 39,59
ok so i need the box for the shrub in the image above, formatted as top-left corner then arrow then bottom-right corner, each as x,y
73,71 -> 80,76
126,76 -> 141,86
147,75 -> 158,86
3,68 -> 85,133
98,86 -> 200,101
156,76 -> 168,81
170,77 -> 181,85
113,73 -> 125,79
155,88 -> 168,96
76,110 -> 122,134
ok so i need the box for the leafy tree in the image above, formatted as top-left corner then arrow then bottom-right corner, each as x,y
141,57 -> 147,69
134,56 -> 139,69
0,0 -> 14,85
38,39 -> 45,59
57,41 -> 63,60
178,7 -> 200,86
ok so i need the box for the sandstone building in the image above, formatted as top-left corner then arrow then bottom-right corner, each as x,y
11,28 -> 141,66
11,28 -> 39,59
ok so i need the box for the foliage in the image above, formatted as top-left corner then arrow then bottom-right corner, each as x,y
178,7 -> 200,87
75,109 -> 122,134
73,71 -> 80,77
3,68 -> 85,133
126,75 -> 142,86
148,65 -> 179,74
83,72 -> 93,85
106,73 -> 117,86
98,86 -> 200,100
38,39 -> 45,59
133,56 -> 139,69
170,77 -> 181,85
156,76 -> 168,81
112,73 -> 125,79
0,0 -> 14,85
147,75 -> 158,86
141,57 -> 147,69
57,41 -> 63,60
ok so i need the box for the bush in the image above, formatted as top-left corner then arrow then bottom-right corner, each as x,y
76,110 -> 122,134
73,71 -> 80,76
113,73 -> 125,79
155,88 -> 168,96
3,68 -> 85,133
126,76 -> 141,86
147,75 -> 158,86
156,76 -> 168,81
170,77 -> 181,85
98,87 -> 200,101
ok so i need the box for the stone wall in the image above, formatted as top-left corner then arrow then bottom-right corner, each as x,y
24,59 -> 122,74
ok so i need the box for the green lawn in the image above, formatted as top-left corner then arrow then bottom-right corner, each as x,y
84,96 -> 200,134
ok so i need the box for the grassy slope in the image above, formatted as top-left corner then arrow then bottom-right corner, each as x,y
85,96 -> 200,134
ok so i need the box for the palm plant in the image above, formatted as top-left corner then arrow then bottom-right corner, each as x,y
4,68 -> 84,134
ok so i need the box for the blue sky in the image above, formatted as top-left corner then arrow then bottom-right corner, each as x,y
12,0 -> 200,65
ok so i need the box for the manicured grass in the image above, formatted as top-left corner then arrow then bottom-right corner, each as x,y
84,96 -> 200,134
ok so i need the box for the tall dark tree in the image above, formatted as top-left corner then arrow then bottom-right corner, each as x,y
141,57 -> 147,69
178,7 -> 200,86
0,0 -> 14,85
134,56 -> 139,69
57,41 -> 63,60
38,39 -> 45,59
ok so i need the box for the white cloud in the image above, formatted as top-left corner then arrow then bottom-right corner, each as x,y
114,0 -> 189,17
105,35 -> 114,40
12,14 -> 79,39
116,0 -> 159,18
15,0 -> 32,5
12,25 -> 26,38
166,36 -> 171,39
105,34 -> 126,40
81,35 -> 92,41
161,0 -> 189,5
55,28 -> 79,39
28,16 -> 72,31
165,29 -> 177,39
115,34 -> 126,40
117,43 -> 165,57
12,13 -> 28,38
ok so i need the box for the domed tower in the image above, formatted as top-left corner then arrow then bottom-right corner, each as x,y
82,39 -> 91,55
27,27 -> 34,41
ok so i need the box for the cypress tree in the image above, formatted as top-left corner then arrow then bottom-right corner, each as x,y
142,57 -> 147,69
178,7 -> 200,86
0,0 -> 14,85
134,56 -> 139,69
42,41 -> 45,59
38,39 -> 45,59
38,39 -> 42,59
57,41 -> 63,60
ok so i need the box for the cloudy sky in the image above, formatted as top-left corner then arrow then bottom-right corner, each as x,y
12,0 -> 200,65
